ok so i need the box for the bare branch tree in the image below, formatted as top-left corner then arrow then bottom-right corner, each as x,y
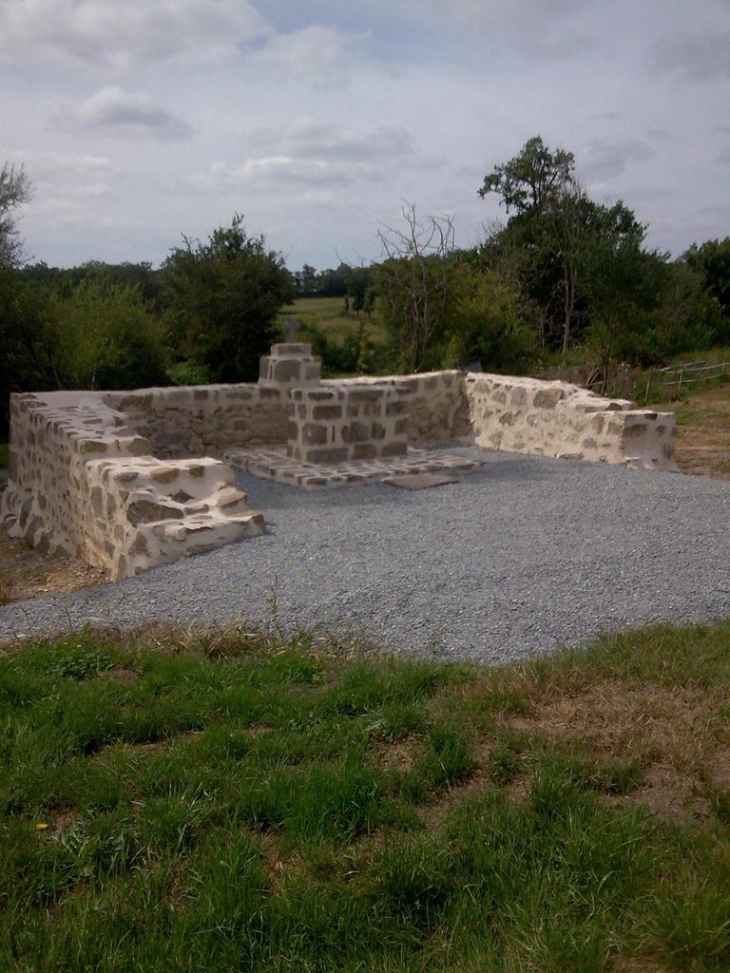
376,202 -> 456,372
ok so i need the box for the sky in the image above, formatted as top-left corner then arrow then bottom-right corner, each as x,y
1,0 -> 729,272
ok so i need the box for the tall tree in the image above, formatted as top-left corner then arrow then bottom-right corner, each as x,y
0,164 -> 38,435
375,203 -> 457,372
479,137 -> 650,356
478,136 -> 574,215
0,164 -> 31,269
162,215 -> 291,383
683,238 -> 730,339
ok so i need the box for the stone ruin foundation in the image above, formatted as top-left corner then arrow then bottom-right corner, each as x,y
1,343 -> 677,580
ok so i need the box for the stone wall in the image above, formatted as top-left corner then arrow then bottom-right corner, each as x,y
336,369 -> 675,470
330,370 -> 468,444
0,350 -> 677,581
1,390 -> 265,580
462,373 -> 676,469
287,383 -> 412,464
104,383 -> 288,458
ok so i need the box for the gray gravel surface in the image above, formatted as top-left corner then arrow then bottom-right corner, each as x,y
1,448 -> 729,664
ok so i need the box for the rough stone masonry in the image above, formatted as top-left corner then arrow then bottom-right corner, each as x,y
0,343 -> 677,579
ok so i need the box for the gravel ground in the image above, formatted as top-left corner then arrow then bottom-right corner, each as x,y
1,448 -> 729,664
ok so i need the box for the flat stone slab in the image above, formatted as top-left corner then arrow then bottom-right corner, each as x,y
224,445 -> 484,490
384,473 -> 458,490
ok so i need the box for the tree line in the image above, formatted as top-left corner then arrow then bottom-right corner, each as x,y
1,138 -> 729,437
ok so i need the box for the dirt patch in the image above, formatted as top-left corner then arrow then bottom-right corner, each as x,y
0,524 -> 108,605
407,679 -> 730,832
506,681 -> 730,826
668,383 -> 730,480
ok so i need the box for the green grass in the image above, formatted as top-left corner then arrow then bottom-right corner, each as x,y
0,442 -> 8,469
2,619 -> 730,971
278,296 -> 388,346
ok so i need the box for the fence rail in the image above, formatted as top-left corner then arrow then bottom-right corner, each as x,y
659,360 -> 729,389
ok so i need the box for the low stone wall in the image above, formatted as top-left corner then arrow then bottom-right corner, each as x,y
330,370 -> 469,444
0,352 -> 677,581
338,369 -> 676,470
1,390 -> 264,580
287,383 -> 412,463
462,374 -> 676,469
104,383 -> 288,458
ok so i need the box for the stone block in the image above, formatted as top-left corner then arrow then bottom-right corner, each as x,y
304,447 -> 349,464
348,420 -> 369,443
533,388 -> 564,409
127,498 -> 182,526
312,405 -> 343,420
303,422 -> 329,445
381,442 -> 408,457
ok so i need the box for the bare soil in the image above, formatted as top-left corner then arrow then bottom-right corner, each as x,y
0,527 -> 108,604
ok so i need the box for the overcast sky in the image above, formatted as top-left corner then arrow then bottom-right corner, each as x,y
1,0 -> 729,271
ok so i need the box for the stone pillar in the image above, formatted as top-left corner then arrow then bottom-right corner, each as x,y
258,343 -> 321,389
287,383 -> 412,464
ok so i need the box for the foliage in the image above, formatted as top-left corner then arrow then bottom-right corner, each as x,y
44,277 -> 167,390
478,134 -> 575,215
2,619 -> 730,970
0,164 -> 40,434
23,260 -> 165,310
375,204 -> 459,371
443,259 -> 535,373
298,320 -> 387,376
162,215 -> 291,383
0,163 -> 31,269
0,271 -> 59,437
684,237 -> 730,339
478,136 -> 722,374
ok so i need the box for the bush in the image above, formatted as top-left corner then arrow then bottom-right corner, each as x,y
46,277 -> 168,390
162,215 -> 291,383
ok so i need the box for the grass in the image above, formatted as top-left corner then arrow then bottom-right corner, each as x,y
668,380 -> 730,479
2,619 -> 730,971
0,442 -> 8,469
278,296 -> 388,346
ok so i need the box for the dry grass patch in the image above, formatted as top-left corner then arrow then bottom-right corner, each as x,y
0,525 -> 107,604
504,681 -> 730,825
669,382 -> 730,479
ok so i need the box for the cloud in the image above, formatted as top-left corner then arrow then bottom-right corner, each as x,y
0,148 -> 110,182
426,0 -> 583,30
0,0 -> 270,68
191,157 -> 354,192
520,30 -> 598,61
581,137 -> 655,180
189,122 -> 433,196
250,24 -> 358,78
63,87 -> 193,141
652,30 -> 730,81
271,121 -> 417,163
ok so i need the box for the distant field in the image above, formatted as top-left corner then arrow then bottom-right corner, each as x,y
278,296 -> 387,345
